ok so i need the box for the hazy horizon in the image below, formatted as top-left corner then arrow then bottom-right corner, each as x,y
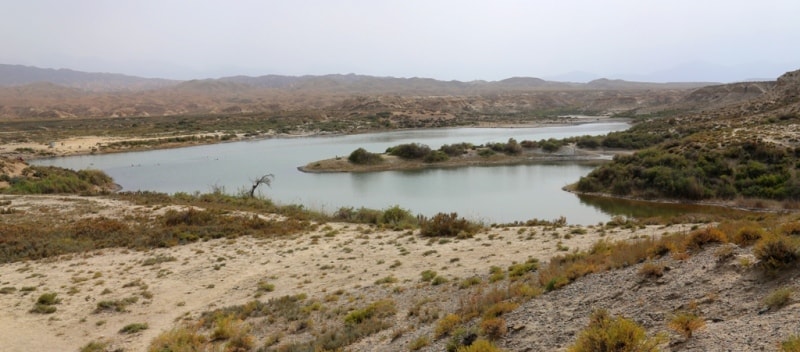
2,1 -> 799,83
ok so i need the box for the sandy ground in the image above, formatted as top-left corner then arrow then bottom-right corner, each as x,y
0,136 -> 117,157
0,195 -> 696,351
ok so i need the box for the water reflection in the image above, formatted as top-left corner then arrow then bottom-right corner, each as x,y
577,194 -> 753,221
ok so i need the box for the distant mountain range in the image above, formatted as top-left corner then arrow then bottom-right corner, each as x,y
0,64 -> 716,94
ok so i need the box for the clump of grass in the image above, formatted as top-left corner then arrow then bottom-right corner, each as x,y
344,299 -> 397,325
375,275 -> 398,285
459,276 -> 482,289
568,309 -> 662,352
431,276 -> 449,286
30,292 -> 60,314
79,340 -> 109,352
142,255 -> 177,266
408,335 -> 431,350
210,314 -> 254,352
420,270 -> 438,282
781,334 -> 800,352
119,323 -> 149,334
457,339 -> 504,352
508,258 -> 539,279
257,280 -> 275,292
95,296 -> 138,313
764,287 -> 793,310
488,266 -> 505,282
667,311 -> 705,339
0,286 -> 17,294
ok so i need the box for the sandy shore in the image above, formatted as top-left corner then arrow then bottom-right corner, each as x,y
0,194 -> 694,351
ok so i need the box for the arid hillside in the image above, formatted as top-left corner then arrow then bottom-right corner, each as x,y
0,65 -> 718,121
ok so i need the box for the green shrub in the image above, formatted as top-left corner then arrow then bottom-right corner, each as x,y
30,292 -> 60,314
424,150 -> 450,163
420,270 -> 438,282
79,340 -> 109,352
459,276 -> 482,289
344,299 -> 397,325
419,212 -> 480,238
389,143 -> 432,159
4,166 -> 114,195
508,258 -> 539,278
440,143 -> 472,157
36,292 -> 60,305
568,309 -> 662,352
348,148 -> 383,165
431,276 -> 449,286
381,205 -> 417,228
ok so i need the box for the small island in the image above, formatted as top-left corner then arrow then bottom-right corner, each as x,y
298,138 -> 629,173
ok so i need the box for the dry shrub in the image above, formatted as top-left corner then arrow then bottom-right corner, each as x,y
780,221 -> 800,236
764,287 -> 793,310
684,227 -> 727,250
480,317 -> 507,340
435,314 -> 462,338
148,325 -> 207,352
408,335 -> 430,350
714,244 -> 736,262
538,237 -> 660,292
482,301 -> 519,319
568,309 -> 662,352
638,261 -> 665,278
456,339 -> 504,352
782,335 -> 800,352
754,234 -> 800,270
458,287 -> 512,321
667,311 -> 705,338
732,226 -> 767,246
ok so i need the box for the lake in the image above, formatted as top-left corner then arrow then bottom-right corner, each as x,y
34,122 -> 635,224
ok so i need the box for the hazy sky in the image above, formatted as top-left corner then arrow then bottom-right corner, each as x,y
3,1 -> 799,82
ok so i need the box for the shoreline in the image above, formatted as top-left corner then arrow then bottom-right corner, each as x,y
0,116 -> 631,161
562,183 -> 798,214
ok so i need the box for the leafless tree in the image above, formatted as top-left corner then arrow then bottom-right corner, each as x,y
248,173 -> 274,198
